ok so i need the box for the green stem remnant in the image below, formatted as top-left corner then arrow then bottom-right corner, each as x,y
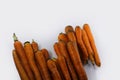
13,33 -> 18,42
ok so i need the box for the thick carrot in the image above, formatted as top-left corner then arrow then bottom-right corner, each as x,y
65,25 -> 74,33
31,39 -> 39,53
12,50 -> 29,80
67,41 -> 88,80
58,41 -> 78,80
57,55 -> 71,80
66,31 -> 77,43
53,42 -> 61,56
83,24 -> 101,67
24,42 -> 42,80
58,33 -> 69,43
47,59 -> 62,80
13,33 -> 34,80
82,29 -> 95,65
41,48 -> 50,61
35,51 -> 51,80
75,26 -> 88,64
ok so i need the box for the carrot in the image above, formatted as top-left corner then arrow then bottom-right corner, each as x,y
65,25 -> 74,33
57,55 -> 71,80
47,59 -> 62,80
58,33 -> 69,43
67,41 -> 88,80
41,48 -> 50,61
82,29 -> 95,65
75,26 -> 88,64
12,50 -> 29,80
52,58 -> 65,80
35,51 -> 51,80
24,42 -> 42,80
58,41 -> 78,80
53,42 -> 61,56
83,24 -> 101,67
31,39 -> 39,53
13,33 -> 34,80
66,31 -> 77,43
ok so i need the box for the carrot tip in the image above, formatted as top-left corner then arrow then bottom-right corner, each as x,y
13,33 -> 18,41
24,41 -> 30,45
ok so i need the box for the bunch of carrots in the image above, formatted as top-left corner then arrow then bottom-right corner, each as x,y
12,24 -> 101,80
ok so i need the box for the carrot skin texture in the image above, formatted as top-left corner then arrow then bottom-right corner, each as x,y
58,41 -> 78,80
53,42 -> 61,56
24,42 -> 42,80
13,50 -> 29,80
47,59 -> 62,80
57,56 -> 71,80
65,25 -> 74,33
14,41 -> 35,80
41,48 -> 50,61
31,40 -> 39,53
67,41 -> 88,80
35,51 -> 51,80
75,26 -> 88,64
83,24 -> 101,67
58,33 -> 69,43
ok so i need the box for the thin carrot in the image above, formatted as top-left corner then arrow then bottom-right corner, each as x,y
47,59 -> 62,80
57,55 -> 71,80
41,48 -> 50,61
52,58 -> 65,80
31,39 -> 39,53
65,25 -> 74,33
12,50 -> 29,80
67,41 -> 88,80
58,41 -> 78,80
83,24 -> 101,67
35,51 -> 51,80
24,42 -> 42,80
75,26 -> 88,64
82,29 -> 95,65
53,42 -> 61,56
13,33 -> 34,80
58,33 -> 69,43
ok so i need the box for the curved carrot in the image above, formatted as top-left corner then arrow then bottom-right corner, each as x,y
13,33 -> 34,80
83,24 -> 101,67
75,26 -> 88,64
58,33 -> 69,43
57,55 -> 71,80
67,41 -> 88,80
82,29 -> 95,65
58,41 -> 78,80
35,51 -> 51,80
31,39 -> 39,53
65,25 -> 74,33
12,50 -> 29,80
53,42 -> 61,56
24,42 -> 42,80
41,48 -> 50,60
47,59 -> 62,80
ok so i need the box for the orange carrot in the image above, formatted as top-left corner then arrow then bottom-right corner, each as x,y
31,39 -> 39,53
35,51 -> 51,80
57,55 -> 71,80
66,31 -> 77,43
83,24 -> 101,67
12,50 -> 29,80
52,58 -> 65,80
58,33 -> 69,43
41,48 -> 50,61
53,42 -> 61,56
58,41 -> 78,80
75,26 -> 88,64
47,59 -> 62,80
65,25 -> 74,33
82,29 -> 95,65
13,33 -> 34,80
24,42 -> 42,80
67,41 -> 88,80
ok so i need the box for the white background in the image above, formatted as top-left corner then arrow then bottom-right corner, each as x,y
0,0 -> 120,80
